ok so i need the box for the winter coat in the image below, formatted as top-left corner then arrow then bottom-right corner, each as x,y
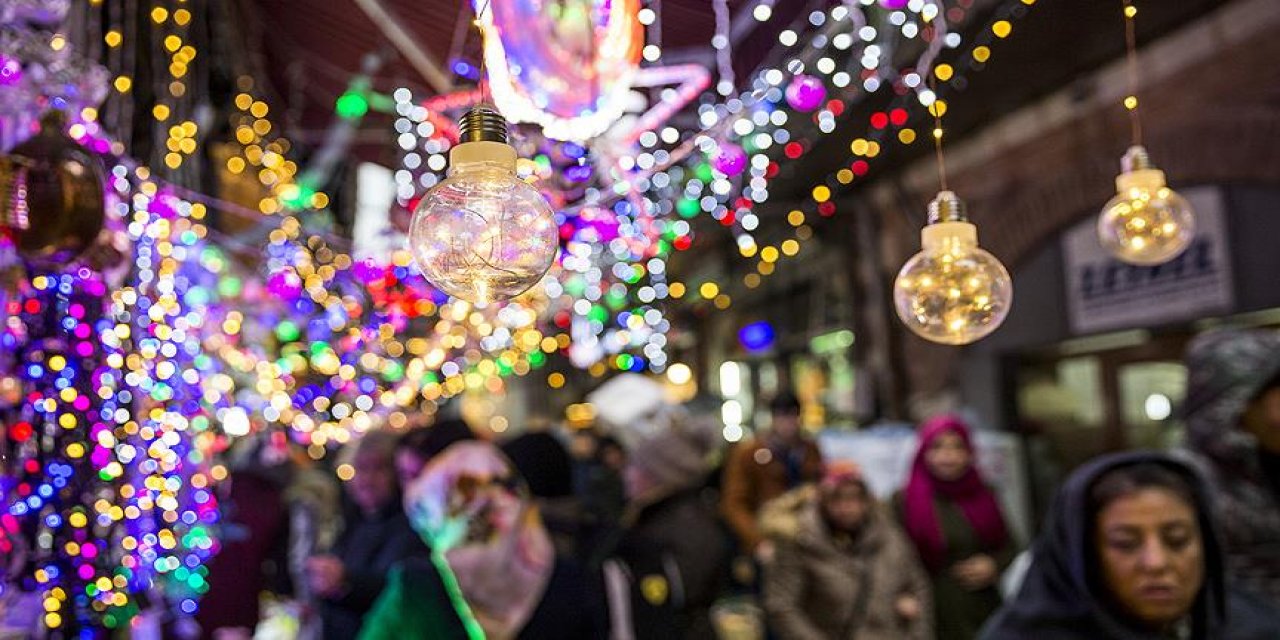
761,488 -> 933,640
321,504 -> 428,640
979,452 -> 1276,640
603,487 -> 733,639
721,436 -> 823,551
893,492 -> 1016,640
1179,328 -> 1280,606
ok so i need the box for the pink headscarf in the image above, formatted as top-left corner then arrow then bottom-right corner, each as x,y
902,415 -> 1008,572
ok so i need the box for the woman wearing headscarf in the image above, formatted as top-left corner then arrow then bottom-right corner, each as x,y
896,415 -> 1015,640
979,452 -> 1273,640
762,463 -> 933,640
1180,328 -> 1280,605
357,441 -> 605,640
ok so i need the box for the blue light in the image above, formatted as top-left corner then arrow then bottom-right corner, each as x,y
738,321 -> 776,352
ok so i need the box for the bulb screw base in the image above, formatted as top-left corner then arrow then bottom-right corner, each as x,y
458,105 -> 509,145
1121,145 -> 1154,173
927,190 -> 968,225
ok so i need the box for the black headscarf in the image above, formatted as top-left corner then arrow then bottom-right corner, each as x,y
980,452 -> 1227,640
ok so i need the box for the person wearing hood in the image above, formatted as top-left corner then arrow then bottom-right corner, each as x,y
896,415 -> 1016,640
603,408 -> 732,639
979,452 -> 1274,640
762,463 -> 933,640
501,431 -> 585,560
1180,328 -> 1280,605
358,441 -> 606,640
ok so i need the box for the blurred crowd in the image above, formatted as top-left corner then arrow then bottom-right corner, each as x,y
196,327 -> 1280,639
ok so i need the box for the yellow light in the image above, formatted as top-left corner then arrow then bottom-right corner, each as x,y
812,185 -> 831,203
175,8 -> 192,24
45,613 -> 61,629
250,101 -> 270,118
104,30 -> 123,47
49,355 -> 66,371
836,169 -> 854,184
1124,5 -> 1137,18
50,35 -> 66,51
336,464 -> 355,481
739,243 -> 757,258
934,63 -> 954,81
165,153 -> 182,169
699,282 -> 720,299
744,273 -> 761,288
181,121 -> 198,137
164,35 -> 182,52
114,76 -> 132,93
928,100 -> 947,118
548,372 -> 565,389
850,138 -> 869,155
1124,95 -> 1138,110
757,261 -> 775,275
973,46 -> 991,63
226,157 -> 245,174
760,246 -> 780,263
169,62 -> 188,78
151,7 -> 169,23
781,239 -> 800,256
312,192 -> 330,208
788,210 -> 805,226
153,104 -> 171,121
714,294 -> 732,310
81,107 -> 98,122
253,119 -> 272,135
669,282 -> 686,298
866,141 -> 881,157
992,20 -> 1012,38
899,129 -> 917,144
235,93 -> 254,110
179,138 -> 196,154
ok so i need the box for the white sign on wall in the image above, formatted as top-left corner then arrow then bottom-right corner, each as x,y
1063,187 -> 1234,335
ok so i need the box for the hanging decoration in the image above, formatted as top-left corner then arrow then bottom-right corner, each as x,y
1096,0 -> 1195,265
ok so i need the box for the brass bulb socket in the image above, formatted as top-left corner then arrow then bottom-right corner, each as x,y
458,105 -> 509,145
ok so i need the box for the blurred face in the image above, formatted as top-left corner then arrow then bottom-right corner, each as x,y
395,449 -> 428,489
1242,386 -> 1280,454
601,444 -> 626,472
772,410 -> 801,442
1094,488 -> 1204,630
822,482 -> 870,533
350,449 -> 397,515
925,431 -> 972,482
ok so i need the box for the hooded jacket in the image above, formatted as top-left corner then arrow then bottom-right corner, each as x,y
761,487 -> 933,640
1180,328 -> 1280,605
979,452 -> 1274,640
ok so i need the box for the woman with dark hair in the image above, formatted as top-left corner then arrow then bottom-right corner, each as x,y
979,452 -> 1273,639
897,415 -> 1015,640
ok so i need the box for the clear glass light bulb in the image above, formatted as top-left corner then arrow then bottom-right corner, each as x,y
409,108 -> 558,305
1097,145 -> 1195,266
893,191 -> 1012,345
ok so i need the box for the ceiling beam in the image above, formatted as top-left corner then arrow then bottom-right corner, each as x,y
351,0 -> 454,94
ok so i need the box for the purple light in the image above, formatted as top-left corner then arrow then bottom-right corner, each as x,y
712,142 -> 747,177
738,321 -> 776,352
879,0 -> 910,9
0,56 -> 21,87
785,75 -> 827,112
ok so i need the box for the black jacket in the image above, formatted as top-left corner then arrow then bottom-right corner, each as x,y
321,503 -> 427,639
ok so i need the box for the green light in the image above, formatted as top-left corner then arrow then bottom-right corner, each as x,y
336,91 -> 369,119
528,351 -> 546,367
810,329 -> 856,354
615,354 -> 634,369
382,361 -> 405,382
275,321 -> 301,343
282,184 -> 316,210
217,276 -> 243,298
588,305 -> 608,324
695,162 -> 714,183
677,198 -> 700,218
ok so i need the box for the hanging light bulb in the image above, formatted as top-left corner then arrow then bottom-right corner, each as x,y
408,106 -> 559,304
1097,145 -> 1194,266
893,191 -> 1012,345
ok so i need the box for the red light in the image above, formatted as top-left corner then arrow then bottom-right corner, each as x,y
851,160 -> 869,176
784,142 -> 803,159
827,100 -> 845,116
673,236 -> 693,251
870,112 -> 889,129
23,299 -> 39,314
819,202 -> 836,217
890,108 -> 908,126
766,162 -> 780,178
10,422 -> 32,441
720,210 -> 737,226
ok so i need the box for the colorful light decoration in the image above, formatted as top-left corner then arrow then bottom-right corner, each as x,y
474,0 -> 645,142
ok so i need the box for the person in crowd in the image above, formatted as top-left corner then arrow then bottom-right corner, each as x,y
721,393 -> 823,564
896,415 -> 1016,640
979,452 -> 1274,639
198,433 -> 293,640
394,418 -> 475,488
762,462 -> 933,640
358,441 -> 606,639
1180,328 -> 1280,605
501,431 -> 583,558
307,430 -> 427,639
603,409 -> 731,638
